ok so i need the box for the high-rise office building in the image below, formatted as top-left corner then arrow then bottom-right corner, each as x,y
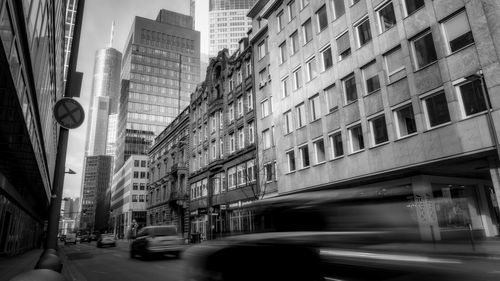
63,0 -> 78,80
208,0 -> 257,56
114,10 -> 200,171
0,0 -> 79,256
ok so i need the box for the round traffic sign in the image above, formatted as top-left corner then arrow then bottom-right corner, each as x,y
53,98 -> 85,129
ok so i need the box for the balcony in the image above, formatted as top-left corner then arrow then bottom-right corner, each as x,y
170,162 -> 188,175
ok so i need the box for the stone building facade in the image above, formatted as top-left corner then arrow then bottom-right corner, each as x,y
248,0 -> 500,240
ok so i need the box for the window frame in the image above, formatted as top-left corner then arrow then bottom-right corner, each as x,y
361,60 -> 381,95
331,0 -> 345,20
342,73 -> 358,104
288,0 -> 297,22
440,10 -> 474,55
316,5 -> 328,32
320,44 -> 333,71
284,110 -> 293,134
261,99 -> 270,118
309,94 -> 321,121
298,144 -> 310,169
454,77 -> 489,119
292,66 -> 302,90
281,76 -> 290,98
329,130 -> 344,159
383,45 -> 406,83
313,137 -> 326,164
392,101 -> 418,139
305,55 -> 317,82
375,0 -> 397,34
277,10 -> 284,32
286,149 -> 296,173
347,123 -> 365,154
402,0 -> 425,17
290,30 -> 299,55
279,40 -> 287,64
336,30 -> 351,61
368,113 -> 389,147
410,30 -> 438,70
296,103 -> 306,129
302,18 -> 313,44
420,88 -> 452,130
354,15 -> 372,48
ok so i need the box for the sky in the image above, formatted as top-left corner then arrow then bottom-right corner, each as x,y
63,0 -> 209,198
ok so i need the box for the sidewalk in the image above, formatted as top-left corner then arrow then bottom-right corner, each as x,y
0,248 -> 43,280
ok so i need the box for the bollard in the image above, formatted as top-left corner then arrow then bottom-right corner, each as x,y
9,269 -> 66,281
35,253 -> 63,273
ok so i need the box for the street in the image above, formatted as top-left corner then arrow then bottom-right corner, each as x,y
60,240 -> 184,281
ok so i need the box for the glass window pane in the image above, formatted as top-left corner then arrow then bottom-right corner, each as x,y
425,92 -> 451,127
372,116 -> 388,144
325,85 -> 338,112
413,32 -> 437,68
317,6 -> 328,31
333,0 -> 345,18
379,2 -> 396,32
357,19 -> 372,46
322,46 -> 333,69
459,80 -> 487,116
337,32 -> 350,58
405,0 -> 424,15
396,105 -> 417,136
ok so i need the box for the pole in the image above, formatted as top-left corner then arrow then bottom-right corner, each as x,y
45,128 -> 69,249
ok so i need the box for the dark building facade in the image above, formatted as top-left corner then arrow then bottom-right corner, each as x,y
80,155 -> 112,233
0,0 -> 73,256
114,10 -> 201,172
147,107 -> 190,237
189,38 -> 257,240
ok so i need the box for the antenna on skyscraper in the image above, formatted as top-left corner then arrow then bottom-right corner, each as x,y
108,21 -> 115,48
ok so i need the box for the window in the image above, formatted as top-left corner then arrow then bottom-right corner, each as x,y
238,128 -> 245,149
211,114 -> 216,132
247,90 -> 254,110
279,41 -> 287,64
139,195 -> 144,202
456,79 -> 487,117
329,131 -> 344,158
343,74 -> 358,104
140,172 -> 146,178
228,167 -> 236,190
292,66 -> 302,90
229,133 -> 235,152
393,103 -> 417,138
316,5 -> 328,32
264,163 -> 273,182
259,69 -> 267,87
355,17 -> 372,47
310,95 -> 321,121
331,0 -> 345,19
134,160 -> 139,167
261,99 -> 270,118
299,0 -> 310,9
281,76 -> 290,98
336,31 -> 351,60
140,183 -> 145,190
237,164 -> 246,186
262,129 -> 272,149
296,103 -> 306,128
288,0 -> 296,21
284,110 -> 293,134
246,61 -> 252,77
377,1 -> 396,33
247,160 -> 255,182
299,145 -> 310,169
229,103 -> 234,122
133,171 -> 139,178
219,138 -> 224,157
286,150 -> 296,172
237,97 -> 243,117
362,61 -> 380,94
302,19 -> 313,44
220,111 -> 224,129
133,183 -> 138,190
290,31 -> 299,55
212,142 -> 216,159
132,195 -> 138,202
403,0 -> 424,16
442,11 -> 474,53
248,122 -> 255,144
348,124 -> 365,153
313,138 -> 326,164
320,45 -> 333,71
305,56 -> 317,81
258,39 -> 266,60
411,30 -> 437,70
384,46 -> 406,83
370,115 -> 389,145
422,91 -> 451,128
324,84 -> 338,112
277,10 -> 284,31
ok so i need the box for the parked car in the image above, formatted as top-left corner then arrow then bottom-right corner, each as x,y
64,233 -> 77,245
80,234 -> 91,243
130,225 -> 186,259
97,234 -> 117,247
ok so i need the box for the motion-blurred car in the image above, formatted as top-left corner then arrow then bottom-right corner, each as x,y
90,233 -> 97,241
64,233 -> 77,245
80,234 -> 91,243
97,234 -> 117,247
183,187 -> 500,281
130,225 -> 186,259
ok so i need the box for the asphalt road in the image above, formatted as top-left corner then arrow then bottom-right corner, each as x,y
60,240 -> 185,281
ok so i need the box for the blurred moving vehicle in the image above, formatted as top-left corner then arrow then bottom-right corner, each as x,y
130,225 -> 186,259
64,233 -> 77,245
59,235 -> 66,242
183,186 -> 500,281
90,233 -> 97,241
80,234 -> 91,243
97,234 -> 117,247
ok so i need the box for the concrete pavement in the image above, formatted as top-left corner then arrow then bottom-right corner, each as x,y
0,248 -> 43,280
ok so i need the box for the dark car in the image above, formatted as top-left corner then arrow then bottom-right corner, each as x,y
130,225 -> 186,259
182,187 -> 500,281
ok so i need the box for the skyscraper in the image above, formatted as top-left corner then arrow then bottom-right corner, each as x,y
208,0 -> 257,56
114,9 -> 200,171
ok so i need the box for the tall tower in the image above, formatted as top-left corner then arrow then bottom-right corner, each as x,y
114,9 -> 200,171
208,0 -> 257,56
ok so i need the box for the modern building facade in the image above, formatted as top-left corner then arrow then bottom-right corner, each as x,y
147,107 -> 190,237
248,0 -> 500,240
80,155 -> 113,233
208,0 -> 257,56
0,0 -> 73,256
110,155 -> 149,238
114,10 -> 201,172
189,39 -> 257,240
